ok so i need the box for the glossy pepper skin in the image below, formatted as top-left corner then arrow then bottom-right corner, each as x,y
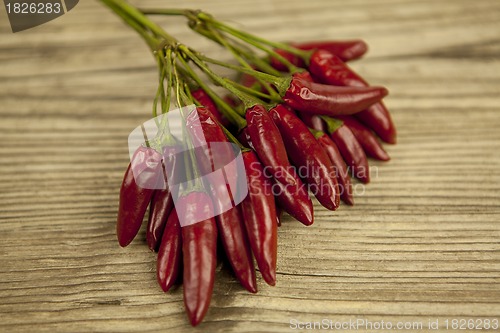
337,116 -> 390,161
316,132 -> 354,205
146,145 -> 181,252
246,104 -> 296,186
216,205 -> 257,293
186,107 -> 238,214
270,105 -> 340,211
192,88 -> 230,128
330,124 -> 370,184
240,151 -> 278,286
116,146 -> 162,247
146,189 -> 173,252
283,73 -> 388,117
309,49 -> 396,143
157,209 -> 182,292
272,169 -> 314,226
178,192 -> 217,327
270,40 -> 368,71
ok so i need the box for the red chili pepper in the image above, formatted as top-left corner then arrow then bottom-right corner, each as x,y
237,127 -> 254,149
283,73 -> 388,116
270,40 -> 368,71
316,132 -> 354,205
146,189 -> 173,252
272,169 -> 313,226
246,104 -> 297,186
309,49 -> 396,143
178,192 -> 217,327
157,208 -> 182,292
240,151 -> 278,286
216,205 -> 257,293
276,205 -> 283,227
357,102 -> 397,144
146,145 -> 181,252
294,40 -> 368,62
192,88 -> 231,128
337,116 -> 390,161
186,107 -> 238,212
327,121 -> 370,184
116,146 -> 163,247
270,105 -> 340,211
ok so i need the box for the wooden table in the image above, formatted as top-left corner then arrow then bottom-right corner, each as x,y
1,1 -> 499,332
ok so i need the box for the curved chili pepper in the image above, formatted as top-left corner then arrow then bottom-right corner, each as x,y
240,151 -> 278,286
283,74 -> 388,116
309,49 -> 396,143
270,40 -> 368,71
272,169 -> 313,226
357,102 -> 397,144
157,208 -> 182,292
216,205 -> 257,293
116,146 -> 162,247
192,88 -> 230,128
337,116 -> 390,161
246,104 -> 296,186
329,123 -> 370,184
178,192 -> 217,327
316,132 -> 354,205
146,189 -> 173,252
270,105 -> 340,211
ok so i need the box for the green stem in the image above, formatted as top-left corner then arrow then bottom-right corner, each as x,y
321,116 -> 344,134
180,45 -> 265,109
176,53 -> 247,130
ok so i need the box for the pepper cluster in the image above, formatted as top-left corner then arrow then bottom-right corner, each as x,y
103,0 -> 396,326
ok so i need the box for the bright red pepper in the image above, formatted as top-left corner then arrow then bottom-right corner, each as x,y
157,208 -> 182,292
337,116 -> 390,161
316,132 -> 354,205
270,105 -> 340,211
283,73 -> 388,116
240,151 -> 278,286
246,104 -> 296,186
116,146 -> 163,247
178,192 -> 217,327
216,205 -> 257,293
309,49 -> 396,143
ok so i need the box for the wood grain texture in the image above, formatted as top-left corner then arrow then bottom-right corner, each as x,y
0,0 -> 499,332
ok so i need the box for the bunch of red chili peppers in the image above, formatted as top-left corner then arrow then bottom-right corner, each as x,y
103,0 -> 396,326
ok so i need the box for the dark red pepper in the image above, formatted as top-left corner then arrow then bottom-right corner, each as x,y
327,121 -> 370,184
270,105 -> 340,211
309,49 -> 396,143
216,205 -> 257,293
316,132 -> 354,205
246,104 -> 296,186
272,169 -> 313,226
178,192 -> 217,327
192,88 -> 231,128
116,146 -> 162,247
337,116 -> 390,161
240,151 -> 278,286
283,73 -> 388,116
146,189 -> 173,252
157,208 -> 182,292
270,40 -> 368,71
